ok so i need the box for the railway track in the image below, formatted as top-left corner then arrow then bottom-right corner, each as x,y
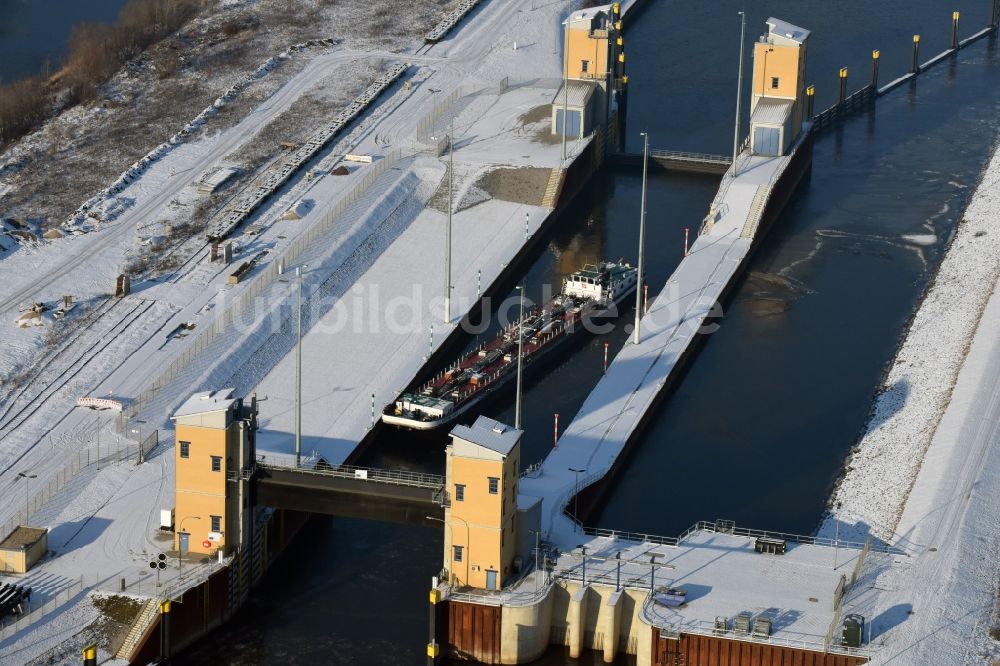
0,297 -> 121,424
0,301 -> 156,449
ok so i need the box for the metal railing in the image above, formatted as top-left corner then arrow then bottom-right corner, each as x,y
643,597 -> 873,660
648,149 -> 732,165
122,149 -> 401,422
0,579 -> 85,642
256,461 -> 444,490
582,520 -> 900,554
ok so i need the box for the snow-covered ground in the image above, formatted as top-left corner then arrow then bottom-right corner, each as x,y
815,140 -> 1000,663
0,0 -> 589,658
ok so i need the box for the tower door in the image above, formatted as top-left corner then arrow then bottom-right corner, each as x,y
556,108 -> 582,138
753,125 -> 780,156
485,569 -> 498,590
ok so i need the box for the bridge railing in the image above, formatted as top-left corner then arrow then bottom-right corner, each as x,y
647,149 -> 731,165
256,462 -> 445,490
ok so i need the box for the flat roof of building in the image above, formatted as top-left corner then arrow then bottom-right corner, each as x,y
0,526 -> 47,550
172,388 -> 237,419
567,5 -> 612,24
450,416 -> 522,455
766,17 -> 810,44
538,528 -> 888,656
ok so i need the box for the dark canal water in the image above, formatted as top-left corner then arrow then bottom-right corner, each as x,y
180,1 -> 1000,664
0,0 -> 129,83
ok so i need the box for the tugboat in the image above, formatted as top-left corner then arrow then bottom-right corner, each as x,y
383,261 -> 638,430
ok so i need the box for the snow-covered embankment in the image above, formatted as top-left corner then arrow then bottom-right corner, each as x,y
818,138 -> 1000,544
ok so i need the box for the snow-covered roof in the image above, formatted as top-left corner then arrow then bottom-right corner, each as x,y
543,529 -> 891,656
766,17 -> 810,44
751,98 -> 794,126
565,4 -> 613,27
172,388 -> 237,419
552,81 -> 596,108
450,416 -> 522,456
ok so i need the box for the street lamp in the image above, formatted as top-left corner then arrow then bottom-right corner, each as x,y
633,131 -> 648,345
528,528 -> 544,591
281,264 -> 309,467
17,472 -> 37,523
515,284 -> 525,430
568,467 -> 585,530
733,11 -> 747,172
178,516 -> 201,575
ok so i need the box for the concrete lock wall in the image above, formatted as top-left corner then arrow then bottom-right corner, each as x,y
542,581 -> 651,663
499,585 -> 555,664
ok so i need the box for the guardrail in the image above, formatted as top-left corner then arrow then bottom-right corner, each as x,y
582,519 -> 899,554
642,597 -> 873,660
256,462 -> 444,490
648,149 -> 732,165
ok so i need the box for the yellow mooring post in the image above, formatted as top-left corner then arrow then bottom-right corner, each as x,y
838,67 -> 848,104
952,12 -> 960,50
806,85 -> 815,119
81,644 -> 97,666
871,50 -> 880,88
159,600 -> 172,660
912,35 -> 921,73
427,587 -> 441,666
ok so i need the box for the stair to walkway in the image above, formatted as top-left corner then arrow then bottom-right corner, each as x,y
541,168 -> 565,209
114,598 -> 160,661
740,186 -> 769,238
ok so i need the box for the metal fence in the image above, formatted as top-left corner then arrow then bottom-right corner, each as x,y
582,520 -> 898,554
415,86 -> 465,143
0,432 -> 157,542
0,578 -> 85,642
122,150 -> 401,422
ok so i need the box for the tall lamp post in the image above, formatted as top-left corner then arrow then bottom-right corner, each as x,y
732,11 -> 747,172
17,471 -> 37,522
561,15 -> 570,161
445,120 -> 454,323
568,467 -> 585,530
515,284 -> 525,430
295,264 -> 307,467
633,132 -> 649,345
281,265 -> 308,466
178,516 -> 201,575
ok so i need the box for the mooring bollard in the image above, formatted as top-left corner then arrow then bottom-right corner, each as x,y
912,35 -> 921,74
952,11 -> 960,50
871,50 -> 880,88
838,67 -> 848,104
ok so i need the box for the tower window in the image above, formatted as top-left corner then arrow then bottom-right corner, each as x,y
211,456 -> 222,472
179,441 -> 190,458
455,484 -> 465,502
210,515 -> 221,532
581,59 -> 590,73
488,477 -> 499,494
453,545 -> 463,562
771,76 -> 780,89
